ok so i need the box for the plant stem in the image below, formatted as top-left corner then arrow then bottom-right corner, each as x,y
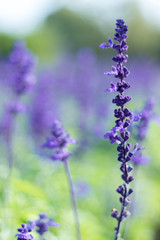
115,182 -> 128,240
123,165 -> 138,240
63,158 -> 82,240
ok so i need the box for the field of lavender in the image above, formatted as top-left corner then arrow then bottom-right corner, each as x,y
1,6 -> 160,240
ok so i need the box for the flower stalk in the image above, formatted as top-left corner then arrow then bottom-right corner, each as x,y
99,19 -> 143,239
1,41 -> 36,172
64,158 -> 82,240
43,120 -> 82,240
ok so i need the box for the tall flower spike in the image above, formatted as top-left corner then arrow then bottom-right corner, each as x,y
100,19 -> 143,240
0,41 -> 36,173
42,121 -> 81,240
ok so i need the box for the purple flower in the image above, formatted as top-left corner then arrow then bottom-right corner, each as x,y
42,136 -> 58,149
15,223 -> 33,240
132,153 -> 149,165
0,42 -> 36,170
27,214 -> 59,239
131,98 -> 156,166
104,66 -> 118,76
29,71 -> 59,142
43,120 -> 76,161
99,38 -> 114,49
42,121 -> 82,240
111,209 -> 119,219
105,82 -> 117,93
100,19 -> 143,240
136,99 -> 156,141
35,213 -> 59,236
7,101 -> 25,114
6,41 -> 36,95
51,149 -> 72,161
27,221 -> 36,232
104,126 -> 122,144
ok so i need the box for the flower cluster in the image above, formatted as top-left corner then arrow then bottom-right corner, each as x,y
135,99 -> 156,142
33,213 -> 59,237
7,41 -> 36,95
15,224 -> 33,240
100,19 -> 143,239
43,122 -> 81,240
16,214 -> 59,240
43,120 -> 76,161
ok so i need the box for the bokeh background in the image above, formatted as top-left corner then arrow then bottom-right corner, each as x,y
0,0 -> 160,239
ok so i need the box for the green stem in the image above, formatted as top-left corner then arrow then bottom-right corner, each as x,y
63,158 -> 82,240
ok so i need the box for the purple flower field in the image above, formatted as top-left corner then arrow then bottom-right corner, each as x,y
0,2 -> 160,240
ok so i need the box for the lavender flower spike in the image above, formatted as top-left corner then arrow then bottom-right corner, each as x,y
100,19 -> 143,240
42,120 -> 81,240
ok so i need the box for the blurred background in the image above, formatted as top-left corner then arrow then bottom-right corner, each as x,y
0,0 -> 160,239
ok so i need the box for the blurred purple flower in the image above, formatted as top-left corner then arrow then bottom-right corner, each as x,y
6,41 -> 36,95
0,42 -> 36,170
34,213 -> 59,236
129,59 -> 160,96
29,71 -> 59,141
15,223 -> 33,240
132,98 -> 156,166
75,181 -> 91,198
43,120 -> 76,161
73,48 -> 98,116
136,98 -> 156,141
132,153 -> 149,165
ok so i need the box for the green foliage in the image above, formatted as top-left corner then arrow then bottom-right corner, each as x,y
0,34 -> 15,57
26,8 -> 105,63
26,25 -> 61,63
46,8 -> 104,52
